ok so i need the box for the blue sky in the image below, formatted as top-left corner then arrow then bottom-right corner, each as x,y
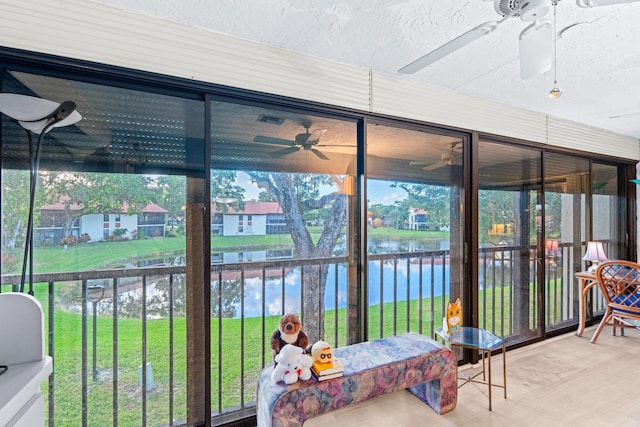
234,172 -> 407,206
366,179 -> 407,205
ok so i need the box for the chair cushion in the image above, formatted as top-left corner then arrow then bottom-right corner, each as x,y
613,293 -> 640,306
612,293 -> 640,315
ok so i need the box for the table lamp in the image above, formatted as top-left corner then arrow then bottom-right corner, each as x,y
582,241 -> 608,272
545,239 -> 559,268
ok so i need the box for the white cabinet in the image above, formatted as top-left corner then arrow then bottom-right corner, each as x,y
0,293 -> 52,427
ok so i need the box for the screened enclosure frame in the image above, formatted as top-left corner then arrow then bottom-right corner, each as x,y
0,46 -> 637,426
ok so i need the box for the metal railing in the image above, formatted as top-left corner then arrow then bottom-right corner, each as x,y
2,266 -> 185,427
367,250 -> 450,339
0,245 -> 594,426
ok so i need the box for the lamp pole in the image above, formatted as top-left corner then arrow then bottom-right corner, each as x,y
87,284 -> 105,381
0,94 -> 81,294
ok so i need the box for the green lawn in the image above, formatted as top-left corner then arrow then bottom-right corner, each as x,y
33,273 -> 527,426
3,226 -> 447,274
7,230 -> 513,426
41,294 -> 452,426
3,237 -> 187,273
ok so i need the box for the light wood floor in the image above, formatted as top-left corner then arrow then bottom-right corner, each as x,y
304,326 -> 640,427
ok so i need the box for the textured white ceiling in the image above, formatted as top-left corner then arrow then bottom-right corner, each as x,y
98,0 -> 640,139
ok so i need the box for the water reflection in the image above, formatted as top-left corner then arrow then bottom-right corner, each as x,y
229,260 -> 450,318
367,236 -> 449,254
101,245 -> 459,319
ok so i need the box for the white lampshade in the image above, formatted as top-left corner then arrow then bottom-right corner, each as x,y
583,241 -> 608,262
583,241 -> 608,271
0,93 -> 82,134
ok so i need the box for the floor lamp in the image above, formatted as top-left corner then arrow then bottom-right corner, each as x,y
0,93 -> 82,294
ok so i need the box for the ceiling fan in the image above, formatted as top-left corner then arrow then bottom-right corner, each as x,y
410,142 -> 462,171
253,120 -> 343,160
398,0 -> 640,80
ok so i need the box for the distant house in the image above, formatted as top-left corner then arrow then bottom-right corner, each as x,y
211,201 -> 287,236
407,207 -> 429,231
135,203 -> 169,238
36,201 -> 168,245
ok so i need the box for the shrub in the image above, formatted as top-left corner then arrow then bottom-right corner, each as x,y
112,228 -> 128,241
1,252 -> 17,270
61,236 -> 79,246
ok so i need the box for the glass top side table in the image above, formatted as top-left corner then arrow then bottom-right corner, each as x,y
435,326 -> 507,411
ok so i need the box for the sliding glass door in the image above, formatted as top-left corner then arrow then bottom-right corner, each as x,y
209,99 -> 357,409
589,162 -> 623,319
592,162 -> 623,260
476,145 -> 627,339
543,153 -> 589,332
365,122 -> 467,339
477,141 -> 542,344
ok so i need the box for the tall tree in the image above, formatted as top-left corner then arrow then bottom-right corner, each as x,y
211,170 -> 246,211
247,171 -> 346,342
257,190 -> 276,202
1,169 -> 32,250
154,175 -> 186,224
478,189 -> 519,244
398,183 -> 450,229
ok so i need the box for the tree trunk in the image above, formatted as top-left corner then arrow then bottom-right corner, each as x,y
4,218 -> 21,249
303,194 -> 346,341
61,211 -> 79,241
300,264 -> 330,342
251,172 -> 347,342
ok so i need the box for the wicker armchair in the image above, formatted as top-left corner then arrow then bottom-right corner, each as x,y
590,260 -> 640,343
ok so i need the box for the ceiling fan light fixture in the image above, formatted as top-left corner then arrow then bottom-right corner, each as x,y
520,0 -> 552,21
549,85 -> 563,99
519,19 -> 553,79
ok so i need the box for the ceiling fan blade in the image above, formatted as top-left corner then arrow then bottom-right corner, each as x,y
310,149 -> 329,160
253,135 -> 296,146
422,162 -> 445,171
445,152 -> 463,164
610,112 -> 640,118
398,21 -> 500,74
577,0 -> 640,7
316,144 -> 357,147
307,128 -> 328,142
519,20 -> 553,80
270,146 -> 301,158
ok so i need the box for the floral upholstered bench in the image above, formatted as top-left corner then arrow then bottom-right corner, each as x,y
256,332 -> 457,427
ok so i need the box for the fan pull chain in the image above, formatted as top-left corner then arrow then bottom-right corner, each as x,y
549,1 -> 562,99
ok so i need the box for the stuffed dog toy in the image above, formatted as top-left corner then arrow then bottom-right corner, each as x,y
270,313 -> 309,361
270,344 -> 312,384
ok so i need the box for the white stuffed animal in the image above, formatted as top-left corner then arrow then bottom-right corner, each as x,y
270,344 -> 313,385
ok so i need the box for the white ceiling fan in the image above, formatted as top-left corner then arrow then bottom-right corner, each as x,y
399,0 -> 640,80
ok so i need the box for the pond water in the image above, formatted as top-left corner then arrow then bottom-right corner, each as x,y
228,260 -> 451,318
367,236 -> 450,253
110,239 -> 460,319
